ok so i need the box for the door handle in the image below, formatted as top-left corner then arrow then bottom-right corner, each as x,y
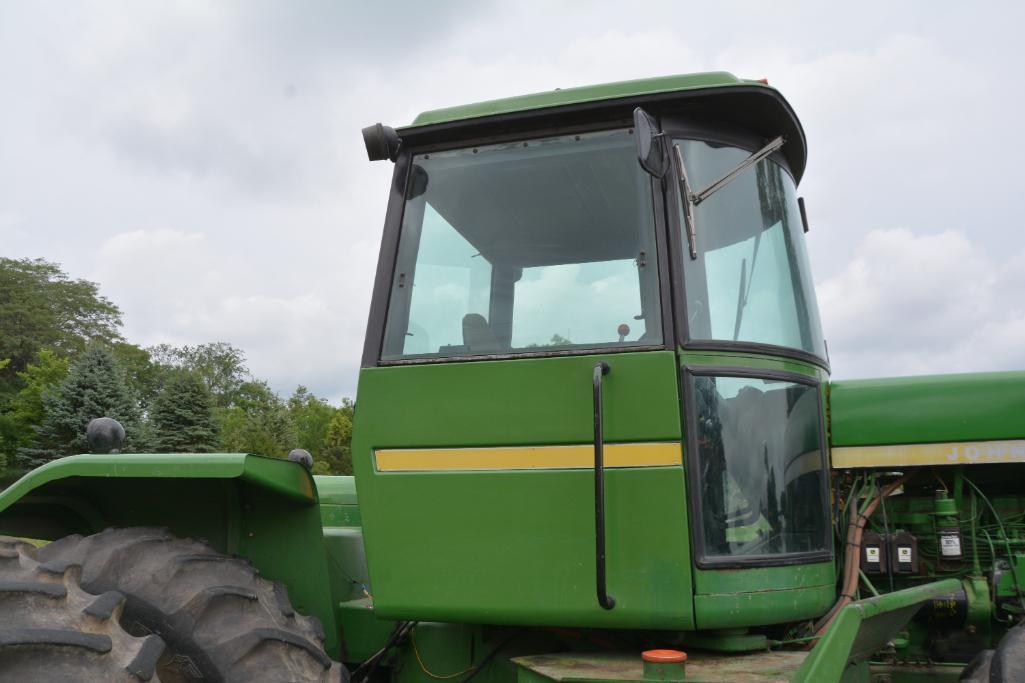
592,360 -> 615,610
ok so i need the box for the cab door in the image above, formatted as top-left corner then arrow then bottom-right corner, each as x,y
351,128 -> 694,629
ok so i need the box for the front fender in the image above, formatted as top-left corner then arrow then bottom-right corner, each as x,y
0,453 -> 340,658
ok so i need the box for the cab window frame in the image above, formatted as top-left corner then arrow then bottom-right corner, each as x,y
370,123 -> 676,367
681,364 -> 833,569
660,116 -> 830,372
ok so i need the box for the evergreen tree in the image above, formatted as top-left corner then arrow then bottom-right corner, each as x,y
17,346 -> 140,467
150,371 -> 218,453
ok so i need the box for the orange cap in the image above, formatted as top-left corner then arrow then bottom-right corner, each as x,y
642,649 -> 687,663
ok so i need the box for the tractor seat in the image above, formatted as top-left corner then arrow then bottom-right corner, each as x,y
462,314 -> 501,354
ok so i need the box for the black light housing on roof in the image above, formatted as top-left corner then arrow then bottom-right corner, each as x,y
362,123 -> 401,162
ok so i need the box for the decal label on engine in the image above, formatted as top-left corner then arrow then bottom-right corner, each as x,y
940,534 -> 962,556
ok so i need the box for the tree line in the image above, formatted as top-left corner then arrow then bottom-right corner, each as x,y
0,257 -> 354,485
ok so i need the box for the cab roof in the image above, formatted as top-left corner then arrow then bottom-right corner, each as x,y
407,71 -> 760,127
397,71 -> 809,183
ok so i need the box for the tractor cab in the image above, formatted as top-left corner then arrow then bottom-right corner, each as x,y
354,73 -> 834,635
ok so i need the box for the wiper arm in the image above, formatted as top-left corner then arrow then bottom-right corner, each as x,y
674,135 -> 785,260
693,136 -> 785,206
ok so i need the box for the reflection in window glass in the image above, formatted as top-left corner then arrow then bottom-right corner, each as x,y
677,140 -> 826,358
511,260 -> 644,349
381,129 -> 662,360
693,374 -> 828,561
401,206 -> 492,355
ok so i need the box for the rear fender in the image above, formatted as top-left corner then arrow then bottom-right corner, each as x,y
0,453 -> 340,657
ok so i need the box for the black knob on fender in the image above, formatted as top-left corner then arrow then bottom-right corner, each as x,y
287,448 -> 314,470
87,417 -> 125,454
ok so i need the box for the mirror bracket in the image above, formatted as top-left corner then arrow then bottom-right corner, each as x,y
632,107 -> 669,178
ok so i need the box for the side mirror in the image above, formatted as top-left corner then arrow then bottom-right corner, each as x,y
633,107 -> 668,178
362,123 -> 401,162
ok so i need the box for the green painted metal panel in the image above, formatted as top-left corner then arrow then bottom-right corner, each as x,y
795,579 -> 962,682
354,352 -> 682,447
316,474 -> 359,506
694,583 -> 836,630
830,372 -> 1025,447
406,72 -> 759,128
352,351 -> 691,628
394,623 -> 478,683
691,547 -> 833,633
361,467 -> 692,628
317,475 -> 362,526
1,453 -> 256,506
335,598 -> 397,664
320,503 -> 362,528
693,562 -> 834,595
322,527 -> 370,602
0,453 -> 340,658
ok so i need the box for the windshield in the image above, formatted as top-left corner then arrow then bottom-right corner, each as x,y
676,139 -> 826,359
381,129 -> 663,360
691,373 -> 829,562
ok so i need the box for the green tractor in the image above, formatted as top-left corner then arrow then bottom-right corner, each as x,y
2,72 -> 1024,682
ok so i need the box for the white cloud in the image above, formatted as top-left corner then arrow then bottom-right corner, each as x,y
2,1 -> 1023,398
817,228 -> 1025,378
93,229 -> 369,401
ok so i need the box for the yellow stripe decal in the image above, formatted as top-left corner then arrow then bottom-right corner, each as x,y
375,442 -> 682,472
831,439 -> 1025,469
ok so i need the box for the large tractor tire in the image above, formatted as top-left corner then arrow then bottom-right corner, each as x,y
959,621 -> 1025,682
0,535 -> 164,682
0,529 -> 345,683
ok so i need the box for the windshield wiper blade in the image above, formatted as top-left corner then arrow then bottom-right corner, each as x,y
692,136 -> 785,206
732,228 -> 763,341
672,143 -> 698,259
732,258 -> 747,341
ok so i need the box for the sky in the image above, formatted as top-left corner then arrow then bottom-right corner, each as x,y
2,2 -> 1023,401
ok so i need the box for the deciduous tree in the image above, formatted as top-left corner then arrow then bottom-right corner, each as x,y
322,398 -> 355,475
287,386 -> 335,463
0,258 -> 122,396
216,380 -> 296,457
1,350 -> 70,462
148,342 -> 249,408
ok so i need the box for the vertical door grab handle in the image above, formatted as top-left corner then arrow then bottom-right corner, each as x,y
593,361 -> 615,610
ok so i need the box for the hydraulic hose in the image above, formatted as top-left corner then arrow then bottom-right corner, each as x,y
811,471 -> 916,641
